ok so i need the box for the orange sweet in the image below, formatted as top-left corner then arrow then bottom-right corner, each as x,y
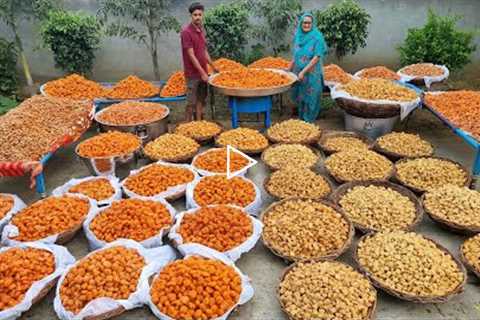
89,199 -> 172,243
60,246 -> 145,314
160,71 -> 186,97
358,66 -> 400,81
150,256 -> 241,320
212,69 -> 290,89
43,74 -> 107,100
249,56 -> 290,69
97,101 -> 168,126
179,206 -> 253,252
324,64 -> 353,84
0,247 -> 55,311
11,196 -> 90,242
68,178 -> 115,201
106,75 -> 159,99
0,195 -> 14,220
124,164 -> 195,197
76,131 -> 141,158
193,148 -> 248,174
193,176 -> 256,207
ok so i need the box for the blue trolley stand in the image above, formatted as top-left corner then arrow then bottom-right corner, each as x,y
228,96 -> 272,129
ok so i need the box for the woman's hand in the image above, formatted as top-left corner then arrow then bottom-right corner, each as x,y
298,70 -> 306,81
287,61 -> 294,71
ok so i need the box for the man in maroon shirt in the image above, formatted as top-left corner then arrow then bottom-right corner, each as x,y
181,2 -> 216,121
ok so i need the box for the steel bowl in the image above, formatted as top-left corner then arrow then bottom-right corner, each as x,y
208,68 -> 297,97
75,144 -> 141,177
94,104 -> 170,145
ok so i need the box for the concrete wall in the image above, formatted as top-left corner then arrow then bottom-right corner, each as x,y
1,0 -> 479,83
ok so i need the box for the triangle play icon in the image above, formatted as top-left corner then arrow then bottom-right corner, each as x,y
226,145 -> 258,179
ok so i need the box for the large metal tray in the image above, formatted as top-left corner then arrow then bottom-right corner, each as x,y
209,68 -> 297,97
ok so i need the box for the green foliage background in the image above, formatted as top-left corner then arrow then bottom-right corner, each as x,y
41,10 -> 102,74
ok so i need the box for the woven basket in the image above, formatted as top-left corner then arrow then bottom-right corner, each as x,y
318,131 -> 374,155
421,193 -> 480,235
266,126 -> 321,145
55,223 -> 84,245
261,143 -> 322,171
31,277 -> 58,305
144,147 -> 199,163
353,232 -> 467,303
373,139 -> 435,161
83,306 -> 126,320
215,137 -> 268,155
459,239 -> 480,280
329,180 -> 424,233
263,170 -> 334,201
393,157 -> 472,194
335,97 -> 401,119
324,153 -> 395,185
173,121 -> 224,145
277,260 -> 377,320
260,198 -> 354,263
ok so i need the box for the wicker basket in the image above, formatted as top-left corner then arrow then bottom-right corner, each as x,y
266,126 -> 321,145
263,170 -> 334,201
335,97 -> 401,119
55,223 -> 84,245
261,143 -> 322,171
393,157 -> 472,194
318,131 -> 374,155
330,180 -> 424,233
373,138 -> 435,161
215,137 -> 268,155
324,152 -> 395,185
421,193 -> 480,235
144,147 -> 199,163
354,232 -> 467,303
277,260 -> 377,320
260,198 -> 354,263
84,306 -> 126,320
31,277 -> 58,305
459,238 -> 480,280
173,121 -> 224,145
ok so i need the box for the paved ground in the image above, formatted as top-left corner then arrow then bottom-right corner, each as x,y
3,105 -> 480,320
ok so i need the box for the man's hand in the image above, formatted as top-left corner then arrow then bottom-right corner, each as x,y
201,71 -> 209,82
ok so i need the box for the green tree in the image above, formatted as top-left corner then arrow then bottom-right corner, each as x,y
315,0 -> 370,60
0,38 -> 18,98
247,0 -> 302,56
398,9 -> 477,72
41,10 -> 102,75
97,0 -> 180,80
0,0 -> 61,86
204,2 -> 250,61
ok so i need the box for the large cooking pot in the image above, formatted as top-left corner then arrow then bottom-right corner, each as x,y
94,103 -> 170,144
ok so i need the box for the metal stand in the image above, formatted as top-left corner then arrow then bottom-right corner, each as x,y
228,96 -> 272,129
35,153 -> 53,198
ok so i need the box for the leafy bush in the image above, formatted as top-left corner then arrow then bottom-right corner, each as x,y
0,96 -> 18,115
97,0 -> 179,80
204,2 -> 250,61
0,38 -> 18,98
247,0 -> 302,56
243,43 -> 266,65
398,9 -> 477,71
0,0 -> 62,86
316,0 -> 370,59
41,10 -> 101,74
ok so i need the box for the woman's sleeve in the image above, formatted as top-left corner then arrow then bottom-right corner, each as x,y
314,33 -> 328,59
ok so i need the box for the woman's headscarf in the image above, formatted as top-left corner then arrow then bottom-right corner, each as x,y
294,13 -> 324,48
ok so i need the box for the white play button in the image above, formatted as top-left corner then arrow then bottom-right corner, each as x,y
226,145 -> 258,179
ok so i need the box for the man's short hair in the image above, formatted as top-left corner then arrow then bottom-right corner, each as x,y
189,2 -> 204,14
